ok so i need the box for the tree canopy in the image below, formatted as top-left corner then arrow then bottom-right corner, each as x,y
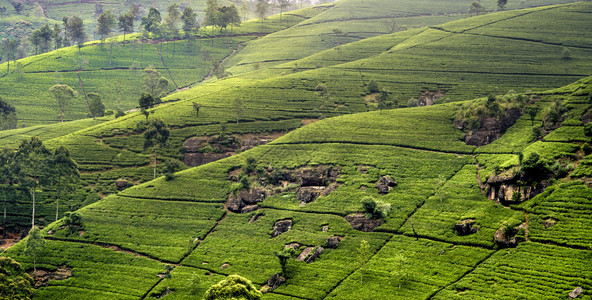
204,275 -> 262,300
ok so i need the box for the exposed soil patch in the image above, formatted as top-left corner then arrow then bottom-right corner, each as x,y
183,132 -> 285,167
418,89 -> 445,106
345,213 -> 383,232
31,265 -> 72,288
0,228 -> 25,250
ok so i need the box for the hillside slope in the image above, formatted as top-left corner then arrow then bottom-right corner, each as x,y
1,1 -> 592,232
6,74 -> 592,299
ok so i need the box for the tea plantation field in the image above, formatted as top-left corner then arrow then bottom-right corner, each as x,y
5,74 -> 592,299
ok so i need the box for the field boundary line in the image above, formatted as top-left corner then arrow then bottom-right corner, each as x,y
270,141 -> 474,155
426,249 -> 498,299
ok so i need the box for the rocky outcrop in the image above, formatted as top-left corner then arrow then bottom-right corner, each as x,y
569,286 -> 583,299
305,247 -> 324,263
326,236 -> 343,249
297,247 -> 314,261
494,227 -> 517,248
544,218 -> 557,229
115,180 -> 129,191
297,186 -> 326,204
227,188 -> 266,213
418,89 -> 445,107
455,219 -> 479,236
345,214 -> 383,232
459,109 -> 522,146
486,173 -> 547,204
267,273 -> 286,291
241,205 -> 259,214
376,176 -> 398,194
272,219 -> 293,238
184,153 -> 232,167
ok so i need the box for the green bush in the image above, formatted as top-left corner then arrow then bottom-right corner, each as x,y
362,196 -> 391,219
204,275 -> 262,300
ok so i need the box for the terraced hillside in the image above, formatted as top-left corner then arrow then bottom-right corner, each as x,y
5,74 -> 592,299
2,1 -> 592,233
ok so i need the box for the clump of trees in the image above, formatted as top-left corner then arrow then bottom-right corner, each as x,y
455,93 -> 529,130
0,137 -> 80,231
204,0 -> 242,34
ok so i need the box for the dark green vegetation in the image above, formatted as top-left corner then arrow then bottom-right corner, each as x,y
1,0 -> 592,299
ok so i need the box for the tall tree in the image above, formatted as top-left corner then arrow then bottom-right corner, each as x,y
255,0 -> 269,23
469,1 -> 485,16
29,29 -> 42,55
143,66 -> 169,98
15,136 -> 51,229
143,118 -> 170,179
52,24 -> 63,51
96,10 -> 116,45
0,148 -> 17,235
218,5 -> 241,33
165,3 -> 181,35
204,0 -> 219,34
24,226 -> 46,272
38,24 -> 53,53
48,146 -> 79,222
68,16 -> 87,52
276,0 -> 291,24
497,0 -> 507,10
1,38 -> 19,75
88,92 -> 105,118
141,7 -> 162,36
49,84 -> 77,122
62,17 -> 71,47
118,12 -> 135,43
181,6 -> 198,53
233,97 -> 245,124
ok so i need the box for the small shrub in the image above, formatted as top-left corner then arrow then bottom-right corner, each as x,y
115,109 -> 126,118
582,143 -> 592,155
367,80 -> 379,93
362,196 -> 391,219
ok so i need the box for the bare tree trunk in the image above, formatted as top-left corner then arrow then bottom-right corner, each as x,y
109,42 -> 113,66
77,71 -> 90,112
30,189 -> 36,229
153,151 -> 157,179
2,190 -> 6,238
55,190 -> 60,221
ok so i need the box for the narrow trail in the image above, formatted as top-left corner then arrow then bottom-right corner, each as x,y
153,44 -> 179,89
203,43 -> 243,81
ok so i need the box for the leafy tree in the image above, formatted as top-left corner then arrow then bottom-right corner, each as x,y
1,38 -> 19,75
97,10 -> 116,45
469,1 -> 484,16
357,240 -> 370,284
142,66 -> 169,98
163,160 -> 182,181
0,148 -> 17,233
524,106 -> 538,126
15,136 -> 51,229
521,152 -> 547,181
38,24 -> 53,53
255,0 -> 270,23
377,89 -> 390,114
10,0 -> 24,14
48,146 -> 79,222
367,80 -> 379,93
143,118 -> 170,179
217,5 -> 241,33
49,84 -> 77,122
204,275 -> 262,300
204,0 -> 220,31
233,98 -> 245,124
181,7 -> 199,53
118,12 -> 135,43
0,256 -> 34,299
276,0 -> 291,24
68,16 -> 87,52
275,248 -> 296,277
29,29 -> 43,55
139,93 -> 157,110
141,7 -> 162,36
52,24 -> 63,51
24,226 -> 46,272
88,92 -> 105,118
192,102 -> 201,117
497,0 -> 507,10
0,96 -> 17,130
165,3 -> 181,36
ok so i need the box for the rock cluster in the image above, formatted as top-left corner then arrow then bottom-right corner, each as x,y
272,219 -> 293,238
345,213 -> 383,232
454,219 -> 479,236
376,175 -> 398,194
